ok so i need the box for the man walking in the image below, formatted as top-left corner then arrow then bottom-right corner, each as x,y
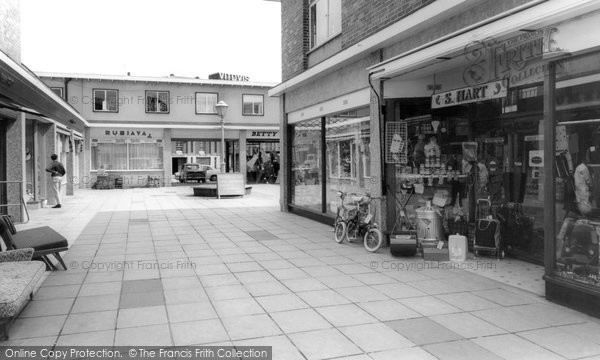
45,154 -> 66,208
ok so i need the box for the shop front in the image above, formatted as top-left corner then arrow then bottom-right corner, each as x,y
90,128 -> 165,188
246,130 -> 280,184
287,92 -> 378,223
367,6 -> 600,316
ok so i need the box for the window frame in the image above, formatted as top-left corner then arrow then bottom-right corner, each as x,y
92,89 -> 119,113
309,0 -> 342,50
145,90 -> 170,114
195,92 -> 219,115
242,94 -> 265,116
50,87 -> 64,99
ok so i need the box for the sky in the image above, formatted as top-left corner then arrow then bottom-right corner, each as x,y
20,0 -> 282,83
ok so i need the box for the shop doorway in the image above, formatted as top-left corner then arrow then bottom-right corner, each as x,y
246,141 -> 280,184
172,157 -> 187,176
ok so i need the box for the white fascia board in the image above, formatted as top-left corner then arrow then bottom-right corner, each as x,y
0,52 -> 89,126
288,87 -> 370,124
37,72 -> 277,88
369,0 -> 600,80
268,0 -> 476,97
87,123 -> 279,131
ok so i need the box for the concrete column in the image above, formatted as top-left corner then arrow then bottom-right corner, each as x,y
41,123 -> 57,205
32,121 -> 42,201
82,127 -> 91,188
279,94 -> 288,212
5,112 -> 26,221
239,130 -> 247,183
162,129 -> 172,187
66,134 -> 75,195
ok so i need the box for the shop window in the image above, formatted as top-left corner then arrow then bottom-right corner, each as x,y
291,118 -> 322,211
50,87 -> 64,99
93,89 -> 118,112
92,143 -> 127,170
325,107 -> 371,215
196,92 -> 218,114
309,0 -> 341,49
554,51 -> 600,288
92,142 -> 163,171
146,91 -> 169,113
129,143 -> 163,170
242,94 -> 264,116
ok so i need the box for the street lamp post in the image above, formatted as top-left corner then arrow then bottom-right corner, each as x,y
215,101 -> 229,174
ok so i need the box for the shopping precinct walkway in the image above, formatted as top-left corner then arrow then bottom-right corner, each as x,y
4,185 -> 600,359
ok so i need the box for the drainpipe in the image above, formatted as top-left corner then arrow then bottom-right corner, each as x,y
368,68 -> 386,192
64,77 -> 72,103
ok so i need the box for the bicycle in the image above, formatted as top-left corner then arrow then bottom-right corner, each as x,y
333,191 -> 360,244
345,193 -> 384,252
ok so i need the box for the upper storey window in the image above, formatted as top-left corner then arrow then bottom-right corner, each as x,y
309,0 -> 341,49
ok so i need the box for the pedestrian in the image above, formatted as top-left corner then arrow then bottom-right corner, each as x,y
45,154 -> 66,208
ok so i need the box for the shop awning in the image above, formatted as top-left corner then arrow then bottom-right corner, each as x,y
0,51 -> 88,132
367,0 -> 600,81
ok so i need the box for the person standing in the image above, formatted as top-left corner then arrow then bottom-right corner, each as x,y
45,154 -> 66,208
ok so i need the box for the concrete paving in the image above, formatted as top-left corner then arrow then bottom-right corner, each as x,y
3,185 -> 600,360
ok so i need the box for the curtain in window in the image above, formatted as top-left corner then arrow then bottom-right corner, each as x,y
129,143 -> 163,170
196,93 -> 217,113
243,95 -> 264,115
316,0 -> 328,45
92,143 -> 127,170
328,0 -> 342,37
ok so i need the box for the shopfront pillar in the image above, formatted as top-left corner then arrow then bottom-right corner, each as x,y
40,123 -> 57,205
81,127 -> 91,189
239,130 -> 247,184
279,94 -> 288,212
66,135 -> 75,196
370,80 -> 386,232
5,112 -> 26,221
162,129 -> 172,186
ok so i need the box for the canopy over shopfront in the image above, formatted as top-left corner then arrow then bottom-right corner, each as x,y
0,50 -> 88,132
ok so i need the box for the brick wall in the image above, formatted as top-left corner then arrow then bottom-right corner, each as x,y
341,0 -> 435,49
0,0 -> 21,63
281,0 -> 308,82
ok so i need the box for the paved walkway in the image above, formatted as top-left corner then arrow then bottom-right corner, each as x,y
3,185 -> 600,360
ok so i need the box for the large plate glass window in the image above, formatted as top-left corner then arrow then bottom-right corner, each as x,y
93,89 -> 118,112
146,91 -> 170,113
291,118 -> 322,211
325,107 -> 371,215
309,0 -> 341,49
554,51 -> 600,289
242,94 -> 264,116
196,93 -> 218,114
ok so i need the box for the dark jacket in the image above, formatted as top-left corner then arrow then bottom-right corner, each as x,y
46,161 -> 66,177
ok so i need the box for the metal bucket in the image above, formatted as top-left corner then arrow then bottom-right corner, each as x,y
416,201 -> 444,244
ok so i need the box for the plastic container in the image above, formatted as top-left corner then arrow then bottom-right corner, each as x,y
449,234 -> 468,261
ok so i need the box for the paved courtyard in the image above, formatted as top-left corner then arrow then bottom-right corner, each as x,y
3,185 -> 600,360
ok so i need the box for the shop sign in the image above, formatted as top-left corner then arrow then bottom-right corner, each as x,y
104,130 -> 153,138
208,72 -> 250,82
91,128 -> 164,141
431,80 -> 507,109
246,130 -> 279,140
529,150 -> 544,167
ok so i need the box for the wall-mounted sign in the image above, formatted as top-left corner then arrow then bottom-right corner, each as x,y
246,130 -> 279,140
431,80 -> 507,109
90,128 -> 163,141
529,150 -> 544,167
209,72 -> 250,82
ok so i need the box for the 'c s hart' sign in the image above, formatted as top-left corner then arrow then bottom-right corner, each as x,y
431,79 -> 507,109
